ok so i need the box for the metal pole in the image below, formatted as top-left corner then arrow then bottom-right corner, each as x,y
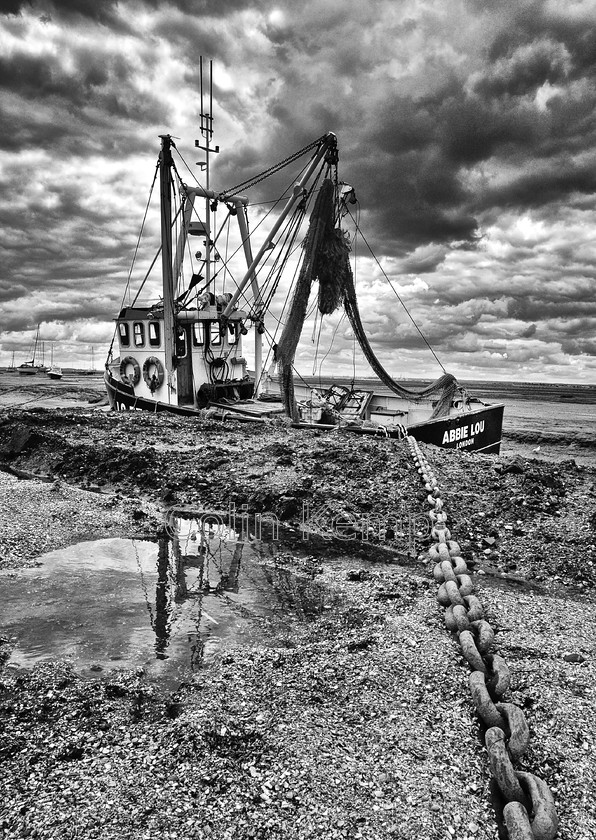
159,135 -> 176,402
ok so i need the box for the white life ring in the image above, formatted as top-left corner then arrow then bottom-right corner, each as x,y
142,356 -> 165,392
119,356 -> 141,386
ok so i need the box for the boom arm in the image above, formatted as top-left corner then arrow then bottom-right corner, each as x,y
222,132 -> 337,319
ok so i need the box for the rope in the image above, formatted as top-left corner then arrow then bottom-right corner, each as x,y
345,206 -> 446,374
342,260 -> 457,418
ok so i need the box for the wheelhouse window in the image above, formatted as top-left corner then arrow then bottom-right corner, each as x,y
133,322 -> 145,347
209,322 -> 222,346
192,323 -> 205,346
118,322 -> 130,347
148,322 -> 161,347
176,328 -> 187,358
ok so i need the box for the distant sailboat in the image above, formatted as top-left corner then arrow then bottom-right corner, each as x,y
83,346 -> 97,375
18,325 -> 43,376
47,344 -> 63,380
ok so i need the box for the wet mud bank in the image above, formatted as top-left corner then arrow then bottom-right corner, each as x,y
0,405 -> 595,840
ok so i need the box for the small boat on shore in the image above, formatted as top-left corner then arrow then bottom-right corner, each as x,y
46,345 -> 63,380
18,326 -> 44,376
105,62 -> 504,454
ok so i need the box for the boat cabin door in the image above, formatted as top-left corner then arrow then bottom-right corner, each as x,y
176,326 -> 194,405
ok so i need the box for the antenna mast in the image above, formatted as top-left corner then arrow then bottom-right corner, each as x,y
195,58 -> 219,296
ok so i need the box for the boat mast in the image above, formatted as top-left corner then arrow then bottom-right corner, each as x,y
194,59 -> 265,390
159,133 -> 176,398
195,58 -> 219,298
32,324 -> 40,366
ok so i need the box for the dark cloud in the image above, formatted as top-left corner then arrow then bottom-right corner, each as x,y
0,280 -> 28,303
0,0 -> 264,24
488,3 -> 596,79
0,47 -> 154,113
2,299 -> 118,334
399,245 -> 447,275
481,162 -> 596,211
561,337 -> 596,357
0,0 -> 120,24
474,39 -> 570,99
0,42 -> 167,153
507,296 -> 594,322
520,323 -> 537,338
356,108 -> 480,252
1,0 -> 595,380
437,95 -> 540,166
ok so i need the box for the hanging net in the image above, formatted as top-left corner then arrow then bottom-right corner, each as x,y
276,180 -> 336,420
342,263 -> 457,418
277,178 -> 458,421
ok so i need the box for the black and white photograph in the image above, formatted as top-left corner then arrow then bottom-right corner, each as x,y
0,2 -> 595,838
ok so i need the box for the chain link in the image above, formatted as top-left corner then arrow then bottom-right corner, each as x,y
406,435 -> 559,840
218,135 -> 330,200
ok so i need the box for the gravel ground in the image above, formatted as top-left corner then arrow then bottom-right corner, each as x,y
0,398 -> 594,840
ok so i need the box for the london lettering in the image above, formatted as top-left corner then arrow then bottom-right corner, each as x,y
441,420 -> 485,446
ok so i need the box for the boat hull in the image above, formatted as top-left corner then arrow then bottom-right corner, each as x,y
105,371 -> 504,454
105,371 -> 267,421
407,403 -> 504,454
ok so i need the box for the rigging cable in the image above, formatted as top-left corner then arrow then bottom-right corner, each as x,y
125,161 -> 160,306
315,310 -> 346,381
345,206 -> 446,374
106,162 -> 160,362
351,209 -> 359,389
173,145 -> 321,322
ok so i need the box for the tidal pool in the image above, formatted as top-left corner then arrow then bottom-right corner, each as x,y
0,521 -> 334,683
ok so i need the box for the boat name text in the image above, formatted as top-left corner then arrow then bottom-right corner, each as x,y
442,420 -> 485,447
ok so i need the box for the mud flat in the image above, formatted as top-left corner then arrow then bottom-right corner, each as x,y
0,381 -> 595,840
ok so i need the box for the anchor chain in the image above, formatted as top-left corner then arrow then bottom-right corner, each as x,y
406,436 -> 559,840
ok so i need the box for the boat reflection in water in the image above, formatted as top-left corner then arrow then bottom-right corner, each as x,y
147,510 -> 333,670
1,514 -> 334,681
151,515 -> 246,667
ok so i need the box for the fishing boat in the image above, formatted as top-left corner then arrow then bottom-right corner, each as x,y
105,63 -> 504,454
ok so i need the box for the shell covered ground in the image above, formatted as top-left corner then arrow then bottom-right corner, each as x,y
0,403 -> 594,840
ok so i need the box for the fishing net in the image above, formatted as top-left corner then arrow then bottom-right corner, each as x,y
277,177 -> 457,421
317,231 -> 348,314
276,181 -> 336,419
342,263 -> 457,418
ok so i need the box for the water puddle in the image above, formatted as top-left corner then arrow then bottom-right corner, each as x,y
0,517 -> 336,684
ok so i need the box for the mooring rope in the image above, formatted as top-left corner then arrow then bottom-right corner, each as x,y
406,435 -> 558,840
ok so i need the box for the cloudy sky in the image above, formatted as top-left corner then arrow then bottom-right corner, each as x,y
1,0 -> 596,383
